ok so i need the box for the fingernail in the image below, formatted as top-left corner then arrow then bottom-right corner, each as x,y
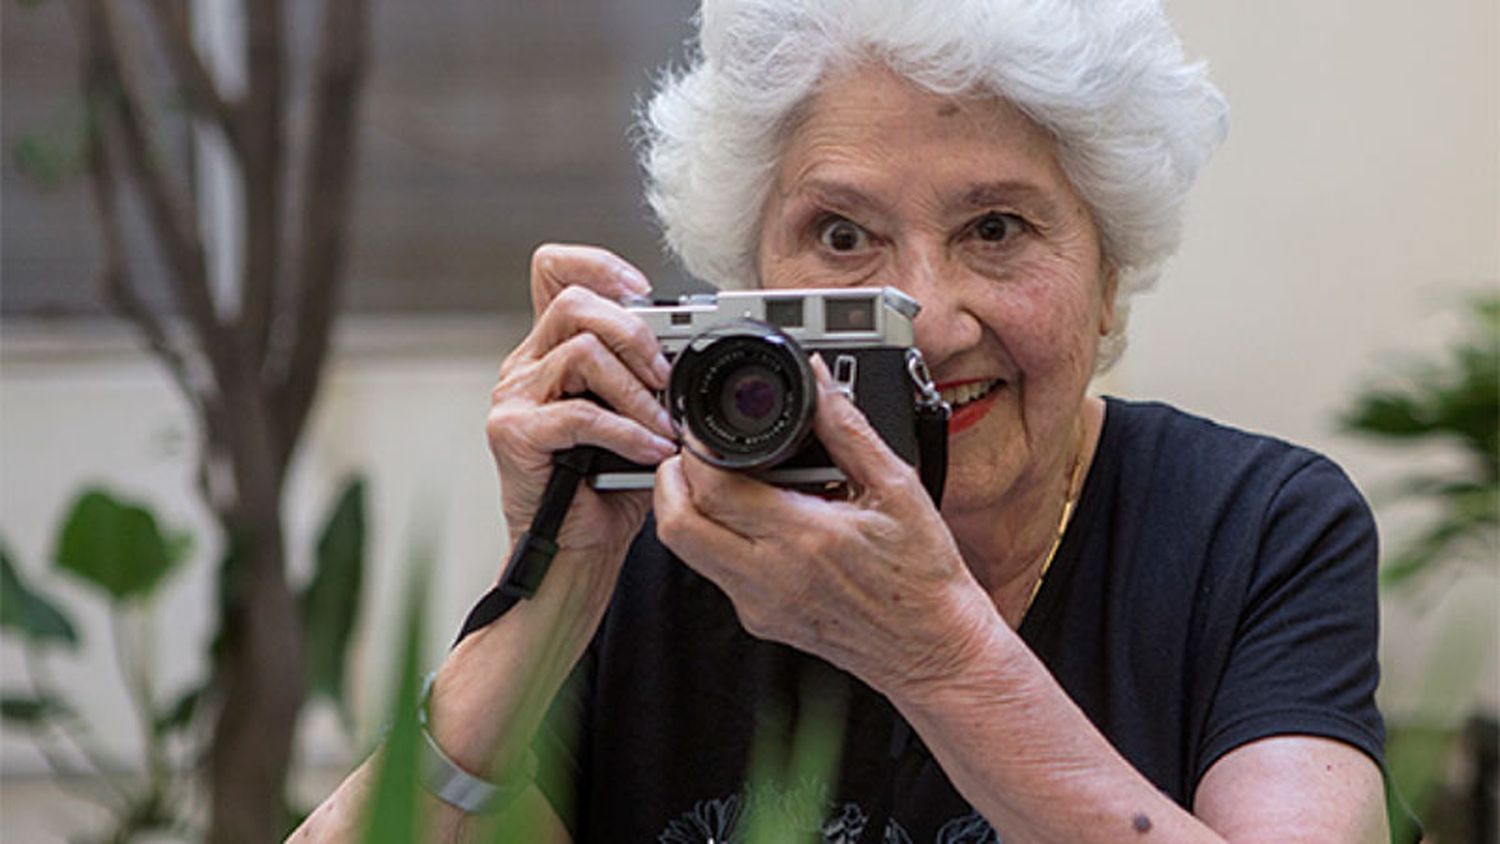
650,433 -> 677,458
652,353 -> 672,387
616,266 -> 651,294
655,407 -> 675,439
810,354 -> 832,383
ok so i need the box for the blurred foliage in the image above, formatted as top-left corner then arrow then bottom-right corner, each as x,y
337,570 -> 848,841
1341,293 -> 1499,586
1340,293 -> 1500,842
303,479 -> 368,726
741,676 -> 848,844
10,98 -> 96,191
2,545 -> 79,647
360,561 -> 427,844
1,478 -> 368,842
55,490 -> 191,601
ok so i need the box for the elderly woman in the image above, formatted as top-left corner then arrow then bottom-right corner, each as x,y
293,1 -> 1392,841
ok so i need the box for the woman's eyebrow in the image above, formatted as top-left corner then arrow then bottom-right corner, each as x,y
788,178 -> 888,218
959,180 -> 1062,217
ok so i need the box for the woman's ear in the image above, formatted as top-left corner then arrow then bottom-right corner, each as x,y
1099,263 -> 1120,336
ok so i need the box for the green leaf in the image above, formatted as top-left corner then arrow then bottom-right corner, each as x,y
741,673 -> 847,844
360,561 -> 429,844
1,543 -> 80,647
1342,294 -> 1500,588
165,529 -> 196,567
301,477 -> 367,716
1,693 -> 72,725
54,489 -> 179,602
153,686 -> 202,736
1341,295 -> 1500,457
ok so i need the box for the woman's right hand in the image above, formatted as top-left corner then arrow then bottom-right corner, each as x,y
485,244 -> 678,609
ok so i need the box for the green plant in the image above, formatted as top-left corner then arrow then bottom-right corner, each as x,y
1,478 -> 368,842
9,0 -> 372,835
336,568 -> 848,843
1339,292 -> 1500,842
1341,293 -> 1499,586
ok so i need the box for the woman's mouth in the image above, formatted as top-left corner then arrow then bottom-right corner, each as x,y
937,378 -> 1005,435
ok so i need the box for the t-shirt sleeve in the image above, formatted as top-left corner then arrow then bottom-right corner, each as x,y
1194,454 -> 1385,783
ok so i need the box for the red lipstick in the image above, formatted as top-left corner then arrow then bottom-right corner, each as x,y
935,378 -> 1004,436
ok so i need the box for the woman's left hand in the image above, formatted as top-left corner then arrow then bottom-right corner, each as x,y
654,357 -> 996,697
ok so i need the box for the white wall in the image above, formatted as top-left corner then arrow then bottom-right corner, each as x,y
1,0 -> 1495,822
0,317 -> 534,784
1137,0 -> 1500,716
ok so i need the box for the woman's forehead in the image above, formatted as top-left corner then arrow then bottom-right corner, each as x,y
772,64 -> 1072,211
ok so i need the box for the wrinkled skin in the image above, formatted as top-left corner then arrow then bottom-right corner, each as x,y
653,63 -> 1117,680
485,244 -> 678,616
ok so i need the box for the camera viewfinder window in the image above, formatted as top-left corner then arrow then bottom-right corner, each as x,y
825,298 -> 876,332
766,298 -> 804,329
672,312 -> 694,325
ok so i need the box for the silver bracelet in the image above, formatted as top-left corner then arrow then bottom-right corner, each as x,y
417,672 -> 538,815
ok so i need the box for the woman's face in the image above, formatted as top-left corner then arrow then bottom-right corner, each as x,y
757,64 -> 1115,517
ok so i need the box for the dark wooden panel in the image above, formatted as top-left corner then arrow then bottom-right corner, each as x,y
1,0 -> 703,320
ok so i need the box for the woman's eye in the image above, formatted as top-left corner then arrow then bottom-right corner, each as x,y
817,217 -> 870,253
970,211 -> 1027,243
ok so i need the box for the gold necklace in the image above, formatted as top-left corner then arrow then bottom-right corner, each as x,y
1020,441 -> 1086,621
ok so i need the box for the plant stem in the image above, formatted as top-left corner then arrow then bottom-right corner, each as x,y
21,644 -> 134,809
110,604 -> 172,808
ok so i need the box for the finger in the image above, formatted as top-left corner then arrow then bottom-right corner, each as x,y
530,243 -> 651,317
489,397 -> 677,468
809,355 -> 916,495
542,333 -> 675,440
677,439 -> 832,539
653,455 -> 759,586
521,285 -> 672,391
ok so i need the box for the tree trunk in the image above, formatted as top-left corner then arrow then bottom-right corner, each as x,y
207,371 -> 307,844
73,0 -> 369,837
208,521 -> 305,843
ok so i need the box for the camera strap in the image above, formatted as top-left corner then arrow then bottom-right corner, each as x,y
907,349 -> 951,509
915,405 -> 949,509
453,445 -> 599,646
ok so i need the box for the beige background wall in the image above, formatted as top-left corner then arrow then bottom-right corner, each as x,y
1,0 -> 1496,837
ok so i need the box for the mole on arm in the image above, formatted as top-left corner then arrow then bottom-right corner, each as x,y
1132,813 -> 1153,834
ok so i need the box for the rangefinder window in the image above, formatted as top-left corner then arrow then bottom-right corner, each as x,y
825,298 -> 876,332
766,297 -> 804,328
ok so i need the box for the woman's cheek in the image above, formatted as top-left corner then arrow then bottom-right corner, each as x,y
999,287 -> 1100,390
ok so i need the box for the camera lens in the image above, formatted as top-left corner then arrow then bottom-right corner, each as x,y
720,366 -> 784,435
669,320 -> 816,470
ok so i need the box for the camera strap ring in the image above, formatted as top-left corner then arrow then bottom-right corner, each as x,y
906,349 -> 951,509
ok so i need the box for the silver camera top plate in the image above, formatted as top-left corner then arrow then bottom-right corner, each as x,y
623,286 -> 918,354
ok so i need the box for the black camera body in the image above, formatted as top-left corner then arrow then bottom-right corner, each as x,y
588,286 -> 933,492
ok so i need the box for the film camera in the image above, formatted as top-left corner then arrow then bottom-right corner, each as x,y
588,286 -> 942,491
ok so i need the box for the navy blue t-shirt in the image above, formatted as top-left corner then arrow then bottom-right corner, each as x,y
534,397 -> 1386,842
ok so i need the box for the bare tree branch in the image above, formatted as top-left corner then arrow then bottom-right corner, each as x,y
238,0 -> 285,377
84,119 -> 200,410
274,0 -> 370,471
87,0 -> 233,382
140,0 -> 244,159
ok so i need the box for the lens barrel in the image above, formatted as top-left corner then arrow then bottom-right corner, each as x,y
668,320 -> 817,471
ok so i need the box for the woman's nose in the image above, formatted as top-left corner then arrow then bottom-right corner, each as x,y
893,253 -> 982,371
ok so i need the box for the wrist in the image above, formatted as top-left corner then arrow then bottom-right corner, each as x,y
426,602 -> 575,774
418,670 -> 540,815
878,580 -> 1018,710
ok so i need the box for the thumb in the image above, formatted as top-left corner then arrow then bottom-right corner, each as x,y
808,354 -> 916,495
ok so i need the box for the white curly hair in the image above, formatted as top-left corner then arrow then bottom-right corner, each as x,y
639,0 -> 1229,370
